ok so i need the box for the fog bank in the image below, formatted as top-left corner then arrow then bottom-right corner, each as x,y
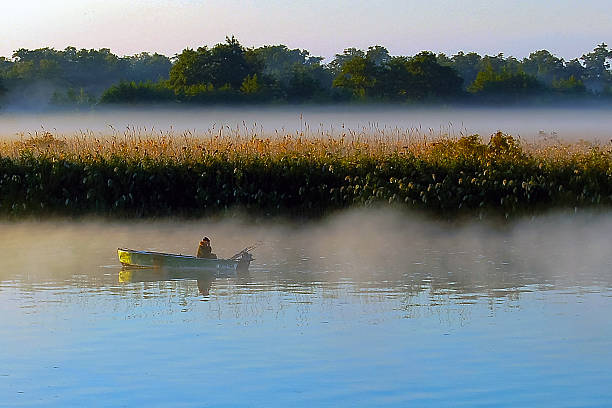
1,209 -> 611,298
1,105 -> 611,142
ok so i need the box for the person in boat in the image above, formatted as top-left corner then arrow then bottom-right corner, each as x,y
196,236 -> 217,259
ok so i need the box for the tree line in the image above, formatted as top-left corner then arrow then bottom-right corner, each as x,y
0,37 -> 611,108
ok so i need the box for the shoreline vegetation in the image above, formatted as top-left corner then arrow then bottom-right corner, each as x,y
0,38 -> 611,109
1,130 -> 610,218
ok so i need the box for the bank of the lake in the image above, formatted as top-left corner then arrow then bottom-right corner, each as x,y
1,131 -> 611,217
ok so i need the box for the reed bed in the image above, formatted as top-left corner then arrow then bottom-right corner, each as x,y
1,128 -> 611,218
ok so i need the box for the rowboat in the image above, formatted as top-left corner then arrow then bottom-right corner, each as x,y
117,247 -> 253,273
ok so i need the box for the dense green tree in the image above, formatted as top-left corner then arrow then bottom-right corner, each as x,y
6,48 -> 63,86
551,75 -> 586,95
375,56 -> 413,100
0,46 -> 171,107
2,39 -> 612,108
128,52 -> 172,82
580,43 -> 612,93
0,76 -> 6,102
403,52 -> 463,99
523,50 -> 566,85
334,51 -> 462,101
564,58 -> 586,81
249,44 -> 331,101
286,65 -> 325,102
332,55 -> 376,98
65,48 -> 126,88
213,37 -> 262,88
448,52 -> 482,89
0,57 -> 12,73
51,87 -> 97,106
481,54 -> 507,73
329,48 -> 366,76
99,81 -> 175,104
503,56 -> 523,74
469,64 -> 544,99
436,53 -> 452,66
366,46 -> 390,67
251,45 -> 323,83
240,74 -> 261,94
167,48 -> 203,90
169,37 -> 261,93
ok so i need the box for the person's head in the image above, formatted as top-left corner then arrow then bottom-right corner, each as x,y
202,236 -> 211,246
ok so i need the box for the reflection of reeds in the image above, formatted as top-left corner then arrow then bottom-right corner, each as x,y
1,129 -> 611,217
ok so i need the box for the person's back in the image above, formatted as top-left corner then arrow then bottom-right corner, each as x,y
196,237 -> 217,259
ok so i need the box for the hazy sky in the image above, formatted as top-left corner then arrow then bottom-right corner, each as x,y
1,0 -> 610,60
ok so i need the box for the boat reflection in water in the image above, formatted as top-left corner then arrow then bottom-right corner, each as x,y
118,267 -> 251,296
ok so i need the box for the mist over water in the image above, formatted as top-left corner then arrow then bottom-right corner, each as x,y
2,209 -> 611,293
2,209 -> 612,406
1,105 -> 612,142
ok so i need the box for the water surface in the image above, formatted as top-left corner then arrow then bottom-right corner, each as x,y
1,210 -> 611,407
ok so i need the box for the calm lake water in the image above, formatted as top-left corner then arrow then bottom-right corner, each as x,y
1,209 -> 612,407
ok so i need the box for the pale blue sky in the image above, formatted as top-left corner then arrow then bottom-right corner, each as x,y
1,0 -> 610,60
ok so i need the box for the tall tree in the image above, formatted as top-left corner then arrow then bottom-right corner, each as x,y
329,48 -> 366,76
251,45 -> 322,83
286,64 -> 326,102
211,36 -> 260,88
402,52 -> 463,100
551,75 -> 586,95
375,56 -> 412,100
523,50 -> 565,85
469,63 -> 544,99
332,55 -> 376,98
128,52 -> 172,82
0,76 -> 6,101
366,46 -> 390,67
480,53 -> 507,73
448,51 -> 482,89
564,58 -> 586,81
580,43 -> 612,92
169,37 -> 260,92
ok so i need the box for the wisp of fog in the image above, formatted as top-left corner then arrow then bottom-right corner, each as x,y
1,208 -> 611,299
1,106 -> 612,142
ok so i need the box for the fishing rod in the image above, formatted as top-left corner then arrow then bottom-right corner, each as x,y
229,241 -> 261,260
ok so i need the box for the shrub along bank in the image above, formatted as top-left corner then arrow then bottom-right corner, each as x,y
0,132 -> 611,218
